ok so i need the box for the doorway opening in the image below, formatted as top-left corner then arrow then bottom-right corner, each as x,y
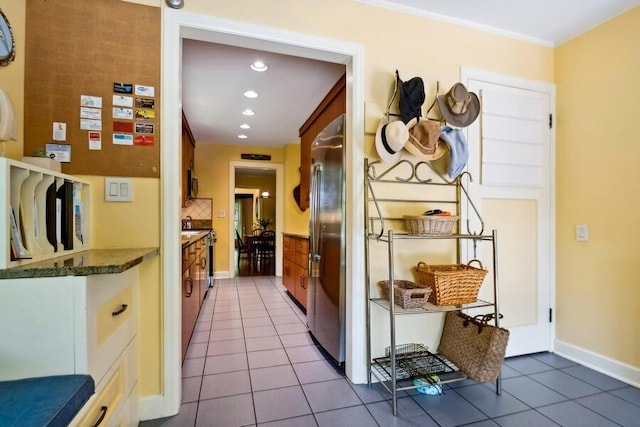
234,167 -> 277,277
160,9 -> 365,419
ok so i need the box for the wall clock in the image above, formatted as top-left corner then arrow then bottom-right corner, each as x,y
0,9 -> 15,67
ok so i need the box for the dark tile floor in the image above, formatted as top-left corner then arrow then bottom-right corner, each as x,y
140,276 -> 640,427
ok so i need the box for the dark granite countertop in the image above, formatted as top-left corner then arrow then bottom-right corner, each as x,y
0,247 -> 159,279
181,229 -> 211,249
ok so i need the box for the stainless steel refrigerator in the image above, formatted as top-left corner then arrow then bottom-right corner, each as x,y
308,113 -> 346,365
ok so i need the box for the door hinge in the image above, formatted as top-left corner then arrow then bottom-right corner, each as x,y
549,114 -> 553,129
549,308 -> 553,323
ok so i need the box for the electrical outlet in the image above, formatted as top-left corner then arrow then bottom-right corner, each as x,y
576,224 -> 589,241
217,210 -> 226,218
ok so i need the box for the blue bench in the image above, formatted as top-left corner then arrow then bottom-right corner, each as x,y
0,375 -> 94,427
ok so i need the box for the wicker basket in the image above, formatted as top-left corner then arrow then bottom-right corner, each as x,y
412,259 -> 486,306
403,215 -> 458,236
378,280 -> 432,309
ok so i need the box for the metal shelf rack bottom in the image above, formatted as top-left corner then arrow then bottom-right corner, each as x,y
370,348 -> 467,393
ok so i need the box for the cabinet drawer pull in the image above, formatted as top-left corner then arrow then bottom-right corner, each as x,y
92,405 -> 108,427
111,304 -> 128,317
186,277 -> 193,297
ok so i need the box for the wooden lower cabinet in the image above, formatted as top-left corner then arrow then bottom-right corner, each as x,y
282,234 -> 309,309
181,235 -> 207,361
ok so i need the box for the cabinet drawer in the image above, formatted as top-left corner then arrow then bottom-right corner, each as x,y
86,270 -> 138,385
76,363 -> 125,427
284,247 -> 295,263
294,251 -> 308,267
295,238 -> 309,254
71,337 -> 137,427
283,236 -> 293,250
97,285 -> 133,346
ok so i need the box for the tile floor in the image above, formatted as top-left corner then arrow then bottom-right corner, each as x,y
140,276 -> 640,427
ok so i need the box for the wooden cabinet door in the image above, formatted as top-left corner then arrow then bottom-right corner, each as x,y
182,111 -> 195,207
294,262 -> 308,309
181,267 -> 197,361
298,74 -> 346,211
283,257 -> 295,295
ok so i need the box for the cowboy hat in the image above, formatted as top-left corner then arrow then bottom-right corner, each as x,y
375,117 -> 408,164
404,118 -> 446,161
436,83 -> 480,128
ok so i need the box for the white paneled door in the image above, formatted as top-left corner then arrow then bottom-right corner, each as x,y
462,68 -> 555,356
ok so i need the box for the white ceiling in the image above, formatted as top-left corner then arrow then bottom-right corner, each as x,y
370,0 -> 640,46
181,1 -> 639,147
182,40 -> 345,147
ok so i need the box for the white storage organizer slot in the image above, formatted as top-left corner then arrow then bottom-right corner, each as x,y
0,158 -> 90,268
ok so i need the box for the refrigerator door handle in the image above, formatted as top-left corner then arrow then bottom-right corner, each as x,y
310,163 -> 322,261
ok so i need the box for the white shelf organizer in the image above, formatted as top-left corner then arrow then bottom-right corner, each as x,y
0,158 -> 90,269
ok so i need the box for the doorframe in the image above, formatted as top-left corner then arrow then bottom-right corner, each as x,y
461,66 -> 556,355
155,8 -> 365,419
229,161 -> 284,278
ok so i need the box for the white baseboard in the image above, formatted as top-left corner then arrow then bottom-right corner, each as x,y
138,395 -> 179,421
554,339 -> 640,388
214,270 -> 230,279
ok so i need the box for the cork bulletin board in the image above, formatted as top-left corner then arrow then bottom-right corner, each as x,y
24,0 -> 161,178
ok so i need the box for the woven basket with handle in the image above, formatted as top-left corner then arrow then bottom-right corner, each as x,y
438,311 -> 509,383
378,280 -> 431,309
412,259 -> 486,306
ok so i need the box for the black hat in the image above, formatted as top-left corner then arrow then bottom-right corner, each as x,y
397,71 -> 425,124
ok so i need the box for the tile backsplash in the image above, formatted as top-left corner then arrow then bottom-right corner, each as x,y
182,198 -> 212,220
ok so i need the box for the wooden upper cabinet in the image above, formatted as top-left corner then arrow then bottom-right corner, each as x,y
182,111 -> 196,208
298,74 -> 346,211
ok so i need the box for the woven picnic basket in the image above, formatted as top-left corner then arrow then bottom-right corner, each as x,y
378,280 -> 432,309
412,259 -> 486,306
403,215 -> 458,236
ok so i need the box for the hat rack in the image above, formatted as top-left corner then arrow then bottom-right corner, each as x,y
366,159 -> 485,241
384,70 -> 402,120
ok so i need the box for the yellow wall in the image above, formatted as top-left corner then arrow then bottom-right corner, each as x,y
0,0 -> 25,159
9,0 -> 637,405
284,143 -> 310,235
555,7 -> 640,367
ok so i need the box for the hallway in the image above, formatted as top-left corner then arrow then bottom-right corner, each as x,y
140,276 -> 640,426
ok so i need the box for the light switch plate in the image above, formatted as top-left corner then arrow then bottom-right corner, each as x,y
105,177 -> 133,202
576,224 -> 589,241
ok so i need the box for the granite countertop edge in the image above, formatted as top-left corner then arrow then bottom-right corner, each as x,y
0,247 -> 159,279
282,232 -> 309,239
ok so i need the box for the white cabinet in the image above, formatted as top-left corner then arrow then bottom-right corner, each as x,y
0,158 -> 90,269
0,267 -> 139,425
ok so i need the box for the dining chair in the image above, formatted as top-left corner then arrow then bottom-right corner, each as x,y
235,229 -> 252,267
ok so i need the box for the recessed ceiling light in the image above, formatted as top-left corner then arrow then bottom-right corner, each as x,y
242,109 -> 255,116
240,124 -> 251,129
243,90 -> 259,99
238,134 -> 248,139
250,61 -> 269,72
